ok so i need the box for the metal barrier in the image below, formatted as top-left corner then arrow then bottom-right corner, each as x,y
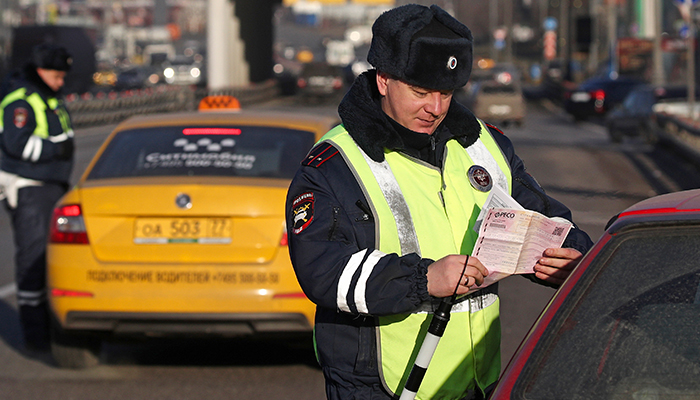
66,80 -> 280,128
654,109 -> 700,163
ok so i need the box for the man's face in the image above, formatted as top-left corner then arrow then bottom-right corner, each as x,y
376,72 -> 453,135
36,68 -> 67,92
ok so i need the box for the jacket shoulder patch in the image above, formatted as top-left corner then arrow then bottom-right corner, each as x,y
292,192 -> 315,234
13,107 -> 28,128
302,142 -> 339,168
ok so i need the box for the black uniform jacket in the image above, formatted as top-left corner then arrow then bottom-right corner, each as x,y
285,70 -> 594,381
0,66 -> 73,183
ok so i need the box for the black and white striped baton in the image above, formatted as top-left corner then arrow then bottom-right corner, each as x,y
398,256 -> 469,400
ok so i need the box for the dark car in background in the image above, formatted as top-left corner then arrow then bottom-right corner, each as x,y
274,53 -> 303,96
489,188 -> 700,399
605,85 -> 688,144
115,65 -> 161,91
564,75 -> 644,121
296,62 -> 345,103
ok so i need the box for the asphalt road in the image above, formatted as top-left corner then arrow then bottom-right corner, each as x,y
1,97 -> 700,399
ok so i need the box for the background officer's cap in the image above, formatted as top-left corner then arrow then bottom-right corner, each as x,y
32,43 -> 73,72
368,4 -> 472,91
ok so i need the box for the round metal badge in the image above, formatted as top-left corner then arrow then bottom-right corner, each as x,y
467,165 -> 493,192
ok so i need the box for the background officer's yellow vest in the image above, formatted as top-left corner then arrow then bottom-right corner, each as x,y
0,88 -> 72,139
322,121 -> 511,399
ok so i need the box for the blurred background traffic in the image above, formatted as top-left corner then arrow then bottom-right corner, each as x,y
3,2 -> 700,394
0,0 -> 693,105
0,0 -> 699,160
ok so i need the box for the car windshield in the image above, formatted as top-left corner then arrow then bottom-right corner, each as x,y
580,78 -> 641,91
302,63 -> 341,77
622,90 -> 654,110
514,226 -> 700,399
87,125 -> 316,180
169,57 -> 196,66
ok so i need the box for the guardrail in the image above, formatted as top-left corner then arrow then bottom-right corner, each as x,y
66,80 -> 280,128
653,102 -> 700,162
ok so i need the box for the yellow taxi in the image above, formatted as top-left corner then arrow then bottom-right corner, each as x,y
47,98 -> 339,368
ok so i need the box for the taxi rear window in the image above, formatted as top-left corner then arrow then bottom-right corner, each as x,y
87,125 -> 316,180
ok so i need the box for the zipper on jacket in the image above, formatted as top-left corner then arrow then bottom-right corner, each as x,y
438,146 -> 448,209
329,207 -> 340,240
438,190 -> 446,208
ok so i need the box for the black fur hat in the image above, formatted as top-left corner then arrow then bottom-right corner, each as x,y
367,4 -> 472,91
32,43 -> 72,71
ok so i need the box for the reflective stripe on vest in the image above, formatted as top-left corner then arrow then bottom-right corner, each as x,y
321,120 -> 511,399
0,88 -> 73,148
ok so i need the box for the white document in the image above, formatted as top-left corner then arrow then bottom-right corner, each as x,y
468,207 -> 573,293
473,184 -> 524,233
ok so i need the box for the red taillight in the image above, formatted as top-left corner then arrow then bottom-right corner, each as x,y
332,78 -> 343,90
50,204 -> 89,244
593,89 -> 606,112
297,78 -> 307,88
62,204 -> 81,216
51,288 -> 94,298
280,230 -> 288,247
273,292 -> 308,299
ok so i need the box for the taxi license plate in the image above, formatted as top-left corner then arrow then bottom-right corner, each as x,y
134,218 -> 232,244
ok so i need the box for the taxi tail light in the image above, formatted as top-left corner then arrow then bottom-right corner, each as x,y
50,204 -> 89,244
51,288 -> 94,298
280,231 -> 288,247
273,292 -> 308,299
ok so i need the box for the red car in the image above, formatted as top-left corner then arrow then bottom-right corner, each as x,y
490,189 -> 700,399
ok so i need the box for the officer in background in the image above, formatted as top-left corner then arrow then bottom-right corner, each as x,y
0,43 -> 75,352
286,4 -> 593,400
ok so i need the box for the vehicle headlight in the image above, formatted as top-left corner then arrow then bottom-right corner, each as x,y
164,67 -> 174,78
190,67 -> 201,78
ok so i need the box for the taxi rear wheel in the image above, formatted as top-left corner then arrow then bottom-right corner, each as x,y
50,320 -> 101,369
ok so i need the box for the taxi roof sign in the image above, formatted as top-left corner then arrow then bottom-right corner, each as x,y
198,95 -> 241,112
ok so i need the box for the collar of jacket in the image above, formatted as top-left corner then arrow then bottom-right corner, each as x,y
338,69 -> 481,162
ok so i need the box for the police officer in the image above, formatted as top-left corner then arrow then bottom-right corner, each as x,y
0,43 -> 74,352
286,4 -> 593,400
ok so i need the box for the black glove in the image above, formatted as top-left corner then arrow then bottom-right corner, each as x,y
55,139 -> 74,160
